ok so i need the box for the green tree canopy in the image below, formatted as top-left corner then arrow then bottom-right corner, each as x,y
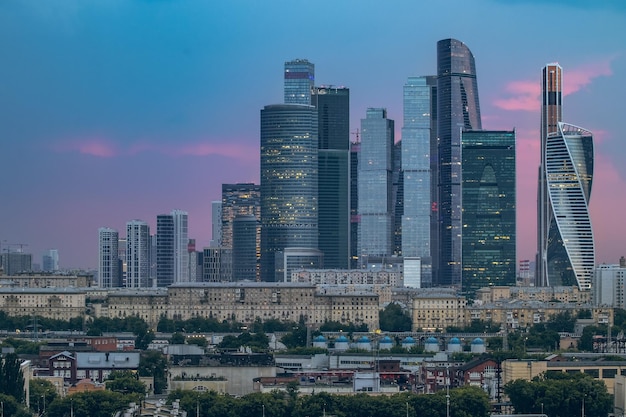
379,303 -> 412,332
0,352 -> 25,403
105,370 -> 146,396
138,350 -> 168,395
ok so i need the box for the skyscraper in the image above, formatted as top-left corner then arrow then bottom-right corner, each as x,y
402,76 -> 437,286
126,220 -> 151,288
284,59 -> 314,105
358,108 -> 395,260
436,38 -> 482,286
350,140 -> 360,269
210,200 -> 222,248
98,227 -> 119,288
232,215 -> 258,281
461,130 -> 516,295
537,63 -> 563,287
260,104 -> 319,281
156,214 -> 174,287
312,86 -> 350,269
544,122 -> 595,289
171,209 -> 190,283
42,249 -> 59,272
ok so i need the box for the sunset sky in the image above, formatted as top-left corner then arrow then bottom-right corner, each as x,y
1,0 -> 625,269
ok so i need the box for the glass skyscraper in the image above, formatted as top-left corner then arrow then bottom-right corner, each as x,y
461,130 -> 516,295
402,76 -> 436,286
126,220 -> 151,288
545,122 -> 595,289
436,38 -> 482,286
98,227 -> 119,288
312,87 -> 350,269
260,104 -> 318,281
537,63 -> 563,287
284,59 -> 314,105
358,108 -> 395,259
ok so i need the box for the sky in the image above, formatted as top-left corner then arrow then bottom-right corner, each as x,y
1,0 -> 625,270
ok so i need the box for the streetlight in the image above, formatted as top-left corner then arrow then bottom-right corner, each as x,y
406,401 -> 409,417
262,404 -> 265,417
446,365 -> 450,417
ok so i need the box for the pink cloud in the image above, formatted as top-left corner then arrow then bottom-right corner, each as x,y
53,138 -> 119,157
493,57 -> 615,112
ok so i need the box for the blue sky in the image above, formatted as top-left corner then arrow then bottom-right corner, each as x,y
0,0 -> 624,269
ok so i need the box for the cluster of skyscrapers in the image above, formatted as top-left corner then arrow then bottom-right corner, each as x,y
96,38 -> 596,295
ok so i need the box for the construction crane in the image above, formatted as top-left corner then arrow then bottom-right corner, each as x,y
5,243 -> 29,253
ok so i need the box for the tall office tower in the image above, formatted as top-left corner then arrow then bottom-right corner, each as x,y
202,247 -> 232,282
0,252 -> 32,275
221,183 -> 261,247
284,59 -> 314,105
349,141 -> 360,269
260,104 -> 318,281
392,140 -> 403,257
171,209 -> 190,283
232,215 -> 259,281
402,76 -> 437,287
436,38 -> 482,287
545,122 -> 595,289
537,63 -> 563,287
98,227 -> 119,288
461,130 -> 516,295
220,183 -> 260,280
150,234 -> 157,285
126,220 -> 151,288
42,249 -> 59,272
312,86 -> 350,269
210,200 -> 222,247
156,214 -> 174,287
358,108 -> 395,261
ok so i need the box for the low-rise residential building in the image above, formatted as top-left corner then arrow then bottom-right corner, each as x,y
412,289 -> 467,331
0,287 -> 86,320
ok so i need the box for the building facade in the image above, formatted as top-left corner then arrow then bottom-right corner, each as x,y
42,249 -> 59,272
313,86 -> 350,269
537,63 -> 563,287
284,58 -> 314,105
126,220 -> 151,288
461,130 -> 516,294
98,227 -> 119,288
402,76 -> 437,287
436,38 -> 482,287
260,104 -> 319,281
545,123 -> 595,289
358,108 -> 395,259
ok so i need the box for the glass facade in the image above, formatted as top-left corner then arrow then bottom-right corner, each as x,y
402,76 -> 436,287
260,104 -> 318,281
126,220 -> 151,288
312,87 -> 350,269
545,122 -> 594,289
358,108 -> 394,259
156,214 -> 174,287
232,215 -> 258,281
436,39 -> 482,286
98,227 -> 119,288
172,210 -> 189,284
284,59 -> 314,105
537,63 -> 563,287
461,130 -> 516,295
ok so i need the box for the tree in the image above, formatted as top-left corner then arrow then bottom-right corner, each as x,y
379,303 -> 412,332
0,352 -> 25,402
504,372 -> 611,417
0,393 -> 31,417
30,379 -> 58,414
170,332 -> 186,344
106,370 -> 146,395
46,390 -> 131,417
138,350 -> 168,395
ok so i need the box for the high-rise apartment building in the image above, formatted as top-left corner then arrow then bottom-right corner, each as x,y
544,122 -> 595,289
171,210 -> 189,284
98,227 -> 119,288
126,220 -> 151,288
260,104 -> 319,281
156,214 -> 174,287
312,86 -> 350,269
537,63 -> 563,287
436,38 -> 482,286
210,200 -> 222,247
350,141 -> 360,269
358,108 -> 395,260
284,59 -> 314,105
461,130 -> 516,295
402,76 -> 437,287
42,249 -> 59,272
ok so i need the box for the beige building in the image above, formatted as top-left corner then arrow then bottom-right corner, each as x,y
106,289 -> 168,326
0,273 -> 92,289
0,288 -> 86,320
475,285 -> 590,304
412,289 -> 467,331
292,269 -> 403,287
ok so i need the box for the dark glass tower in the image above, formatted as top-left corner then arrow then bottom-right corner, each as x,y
350,141 -> 360,269
260,104 -> 318,281
312,87 -> 350,269
461,130 -> 516,295
156,214 -> 174,287
232,215 -> 259,281
436,38 -> 482,287
284,59 -> 314,105
537,63 -> 563,287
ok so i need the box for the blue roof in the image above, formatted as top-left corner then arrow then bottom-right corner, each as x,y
426,336 -> 438,343
313,335 -> 326,342
358,336 -> 370,343
380,336 -> 392,343
403,336 -> 415,343
471,337 -> 484,345
449,337 -> 461,344
336,335 -> 349,342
